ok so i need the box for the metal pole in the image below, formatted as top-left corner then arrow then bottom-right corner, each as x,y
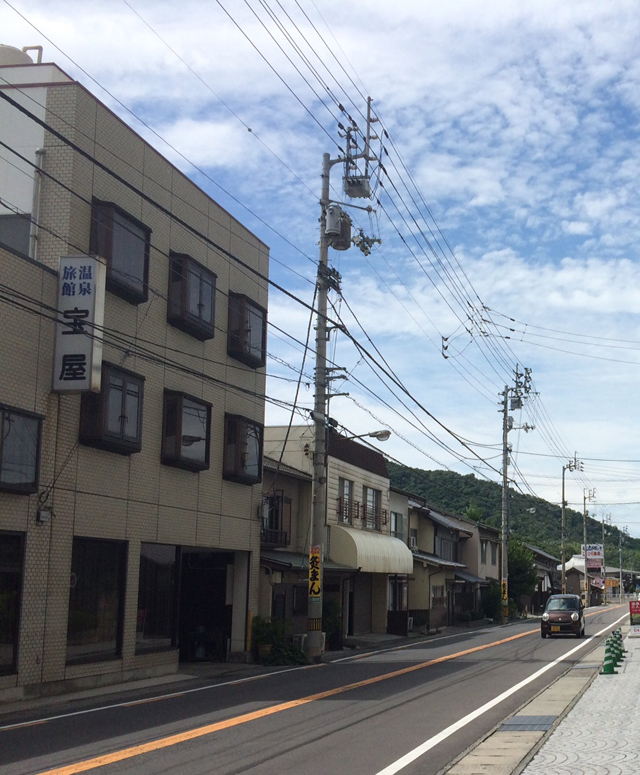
307,152 -> 332,662
501,387 -> 509,622
561,465 -> 567,594
619,534 -> 623,601
583,491 -> 588,605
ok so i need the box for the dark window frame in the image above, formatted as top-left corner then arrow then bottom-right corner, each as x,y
79,362 -> 144,455
0,404 -> 43,495
161,390 -> 211,472
223,414 -> 263,485
66,536 -> 127,665
90,199 -> 150,305
167,252 -> 216,341
227,292 -> 267,368
135,543 -> 179,655
0,531 -> 25,675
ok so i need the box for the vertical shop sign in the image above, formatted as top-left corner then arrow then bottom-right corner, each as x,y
53,256 -> 105,392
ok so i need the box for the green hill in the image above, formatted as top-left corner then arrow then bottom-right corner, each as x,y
388,462 -> 640,568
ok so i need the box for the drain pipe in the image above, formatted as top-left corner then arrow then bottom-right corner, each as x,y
29,148 -> 45,261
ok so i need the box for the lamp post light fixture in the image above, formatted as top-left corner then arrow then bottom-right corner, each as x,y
344,429 -> 391,442
561,454 -> 582,594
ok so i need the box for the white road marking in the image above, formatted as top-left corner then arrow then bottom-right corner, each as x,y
373,612 -> 628,775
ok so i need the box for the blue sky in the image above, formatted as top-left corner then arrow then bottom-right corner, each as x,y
4,0 -> 640,539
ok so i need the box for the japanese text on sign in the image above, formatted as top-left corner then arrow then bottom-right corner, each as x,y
53,256 -> 105,393
309,545 -> 322,598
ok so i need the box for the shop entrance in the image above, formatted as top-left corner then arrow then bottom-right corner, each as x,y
178,550 -> 234,662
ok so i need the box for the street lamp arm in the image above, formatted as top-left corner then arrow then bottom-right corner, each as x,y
343,429 -> 391,442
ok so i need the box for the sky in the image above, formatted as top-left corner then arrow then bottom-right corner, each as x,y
3,0 -> 640,539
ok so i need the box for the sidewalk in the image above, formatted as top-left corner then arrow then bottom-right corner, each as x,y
444,626 -> 640,775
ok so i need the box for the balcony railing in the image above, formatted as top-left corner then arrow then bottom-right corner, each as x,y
337,498 -> 387,531
336,497 -> 360,525
362,507 -> 388,531
261,527 -> 289,548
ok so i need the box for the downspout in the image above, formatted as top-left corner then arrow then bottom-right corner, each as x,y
29,148 -> 45,261
428,565 -> 441,633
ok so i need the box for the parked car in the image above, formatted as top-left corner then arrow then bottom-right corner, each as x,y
541,594 -> 585,638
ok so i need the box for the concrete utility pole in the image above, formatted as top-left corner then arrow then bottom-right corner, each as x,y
582,488 -> 596,605
500,367 -> 534,622
602,513 -> 611,601
307,101 -> 378,662
561,454 -> 581,594
619,527 -> 628,599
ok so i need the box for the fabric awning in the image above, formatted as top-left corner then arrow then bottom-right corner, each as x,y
329,525 -> 414,574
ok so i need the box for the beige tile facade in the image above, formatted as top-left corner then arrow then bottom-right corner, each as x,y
0,57 -> 268,699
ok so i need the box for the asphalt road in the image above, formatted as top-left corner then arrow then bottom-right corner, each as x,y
0,604 -> 627,775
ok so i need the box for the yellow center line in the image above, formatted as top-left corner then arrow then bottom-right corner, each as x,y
33,629 -> 536,775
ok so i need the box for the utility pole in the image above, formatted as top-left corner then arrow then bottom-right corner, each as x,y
619,527 -> 628,600
500,367 -> 534,621
582,488 -> 596,605
561,454 -> 581,594
602,513 -> 611,601
307,100 -> 379,662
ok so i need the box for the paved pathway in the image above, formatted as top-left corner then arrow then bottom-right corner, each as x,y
520,631 -> 640,775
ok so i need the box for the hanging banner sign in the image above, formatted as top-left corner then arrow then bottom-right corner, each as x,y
501,578 -> 508,602
53,255 -> 105,393
309,545 -> 322,599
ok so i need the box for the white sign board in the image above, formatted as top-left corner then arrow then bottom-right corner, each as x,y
581,543 -> 604,560
52,255 -> 105,393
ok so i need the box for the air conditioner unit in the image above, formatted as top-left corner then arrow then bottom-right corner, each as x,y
407,616 -> 414,632
410,536 -> 418,549
292,633 -> 307,650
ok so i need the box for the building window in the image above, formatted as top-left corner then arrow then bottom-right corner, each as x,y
66,537 -> 126,664
167,253 -> 216,340
0,531 -> 24,675
292,584 -> 308,616
391,511 -> 404,539
227,292 -> 266,368
409,528 -> 418,549
90,199 -> 150,304
79,363 -> 144,455
162,391 -> 211,472
480,539 -> 488,565
436,527 -> 457,562
223,414 -> 263,484
337,478 -> 357,523
0,405 -> 42,494
136,543 -> 178,654
261,492 -> 290,547
491,542 -> 497,566
363,486 -> 384,530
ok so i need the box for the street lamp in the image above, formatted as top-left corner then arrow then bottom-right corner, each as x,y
582,488 -> 596,605
561,455 -> 581,594
344,429 -> 391,442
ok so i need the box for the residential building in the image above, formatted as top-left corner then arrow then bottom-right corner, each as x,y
523,544 -> 560,613
259,455 -> 354,650
403,496 -> 500,630
263,426 -> 413,642
0,45 -> 268,699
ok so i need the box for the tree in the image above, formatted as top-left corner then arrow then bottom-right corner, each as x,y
508,538 -> 537,611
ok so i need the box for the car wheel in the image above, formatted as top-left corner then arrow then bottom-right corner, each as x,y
541,631 -> 546,638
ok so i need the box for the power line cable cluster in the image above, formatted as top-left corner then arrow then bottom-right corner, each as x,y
4,1 -> 640,528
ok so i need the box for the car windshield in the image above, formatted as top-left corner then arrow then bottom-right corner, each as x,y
547,598 -> 578,611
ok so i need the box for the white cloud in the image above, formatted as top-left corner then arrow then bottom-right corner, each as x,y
5,0 -> 640,534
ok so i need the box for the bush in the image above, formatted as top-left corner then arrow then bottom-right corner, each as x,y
251,616 -> 309,666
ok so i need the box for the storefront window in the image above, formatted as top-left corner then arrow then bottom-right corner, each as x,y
66,537 -> 126,664
0,532 -> 23,674
136,543 -> 178,653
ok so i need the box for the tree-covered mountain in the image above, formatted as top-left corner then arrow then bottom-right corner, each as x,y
388,462 -> 640,568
